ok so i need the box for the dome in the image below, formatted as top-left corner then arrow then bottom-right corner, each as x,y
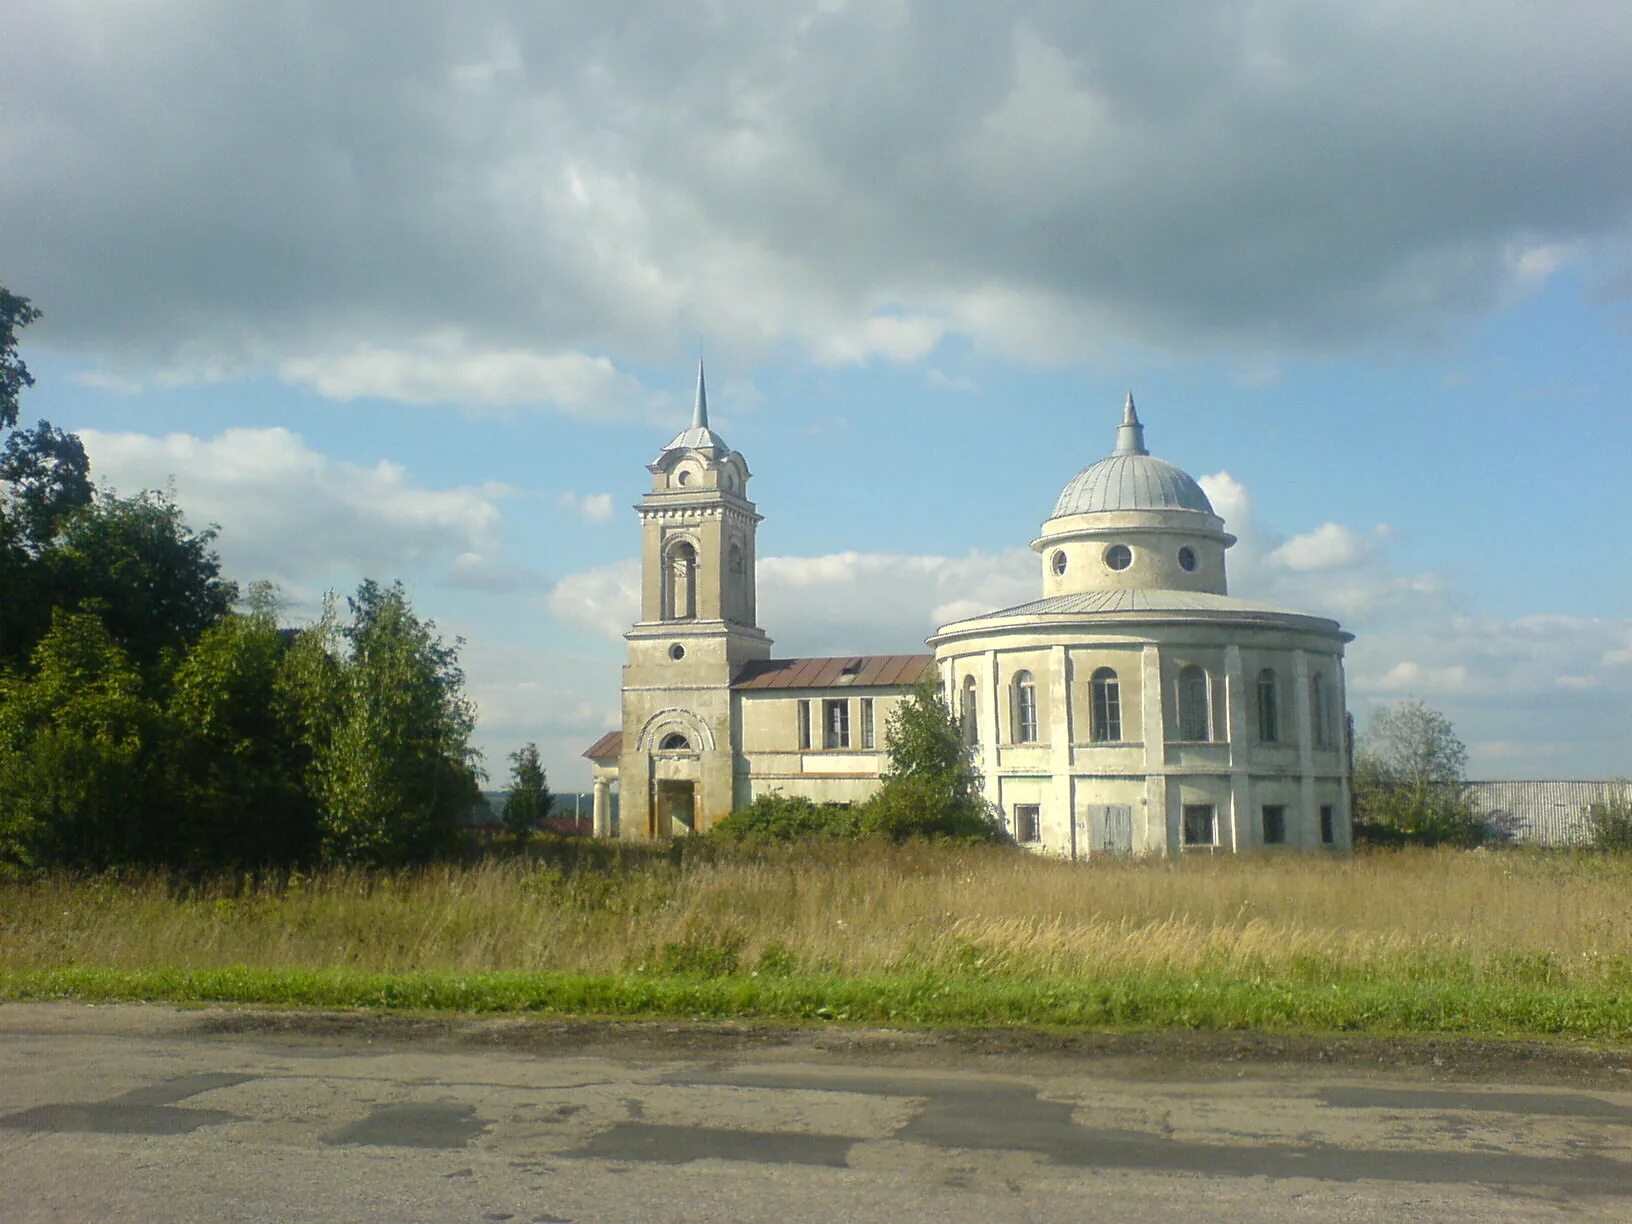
1050,396 -> 1213,518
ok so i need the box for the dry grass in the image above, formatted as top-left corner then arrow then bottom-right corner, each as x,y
4,843 -> 1629,992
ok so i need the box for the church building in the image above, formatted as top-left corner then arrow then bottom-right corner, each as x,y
584,368 -> 1354,855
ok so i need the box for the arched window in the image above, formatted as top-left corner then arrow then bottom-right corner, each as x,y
1012,670 -> 1038,743
665,541 -> 697,620
1091,667 -> 1121,742
961,676 -> 979,747
1177,664 -> 1211,742
659,732 -> 690,751
1256,667 -> 1279,742
1311,672 -> 1332,748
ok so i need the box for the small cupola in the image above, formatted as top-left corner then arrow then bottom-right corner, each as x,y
1032,395 -> 1235,598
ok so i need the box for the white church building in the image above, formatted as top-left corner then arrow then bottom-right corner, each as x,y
585,368 -> 1354,856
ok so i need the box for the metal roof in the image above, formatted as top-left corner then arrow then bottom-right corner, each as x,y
1050,399 -> 1213,518
659,361 -> 731,454
732,654 -> 934,690
582,730 -> 623,760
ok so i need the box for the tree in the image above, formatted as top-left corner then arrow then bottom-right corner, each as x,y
0,281 -> 41,432
859,679 -> 1000,842
284,581 -> 481,865
2,421 -> 93,552
1353,699 -> 1486,847
167,591 -> 317,866
0,609 -> 172,870
33,489 -> 238,669
501,742 -> 552,841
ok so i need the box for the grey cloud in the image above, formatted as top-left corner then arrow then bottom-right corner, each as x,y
5,1 -> 1632,384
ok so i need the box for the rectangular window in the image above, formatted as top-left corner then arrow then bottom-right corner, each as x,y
823,698 -> 850,750
860,698 -> 875,749
1182,804 -> 1216,847
1320,804 -> 1336,845
1262,804 -> 1287,845
797,700 -> 811,751
1013,804 -> 1040,843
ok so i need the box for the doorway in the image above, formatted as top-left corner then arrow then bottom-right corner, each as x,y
655,780 -> 697,837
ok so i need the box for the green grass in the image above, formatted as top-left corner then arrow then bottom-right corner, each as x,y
5,965 -> 1632,1040
4,844 -> 1631,1040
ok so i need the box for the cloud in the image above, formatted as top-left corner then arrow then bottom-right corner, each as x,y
79,426 -> 509,590
1268,522 -> 1372,572
549,548 -> 1036,656
279,336 -> 663,416
1204,473 -> 1632,777
7,2 -> 1632,386
557,491 -> 616,524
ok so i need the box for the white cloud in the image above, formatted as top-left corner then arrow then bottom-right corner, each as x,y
557,491 -> 616,524
926,368 -> 977,393
279,336 -> 662,416
1268,522 -> 1372,572
549,547 -> 1036,657
80,426 -> 509,589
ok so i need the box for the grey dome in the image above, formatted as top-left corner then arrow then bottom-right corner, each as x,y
1051,453 -> 1214,517
1050,394 -> 1213,517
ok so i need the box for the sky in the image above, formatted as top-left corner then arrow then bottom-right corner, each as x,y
3,1 -> 1629,786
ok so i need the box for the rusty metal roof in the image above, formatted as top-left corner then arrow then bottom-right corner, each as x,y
732,654 -> 934,690
582,730 -> 623,760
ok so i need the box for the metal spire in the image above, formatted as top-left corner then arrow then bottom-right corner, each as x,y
691,360 -> 709,430
1114,391 -> 1148,456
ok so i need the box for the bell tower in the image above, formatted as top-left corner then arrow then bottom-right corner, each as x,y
617,363 -> 771,838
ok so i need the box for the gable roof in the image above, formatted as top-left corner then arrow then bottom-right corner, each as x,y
731,654 -> 934,691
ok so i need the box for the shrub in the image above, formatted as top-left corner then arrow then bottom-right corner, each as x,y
712,794 -> 861,843
1587,783 -> 1632,852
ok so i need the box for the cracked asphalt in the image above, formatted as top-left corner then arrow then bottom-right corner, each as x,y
2,1003 -> 1630,1222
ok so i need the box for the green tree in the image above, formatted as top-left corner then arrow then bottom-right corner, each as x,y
859,679 -> 999,842
0,609 -> 172,870
37,490 -> 237,669
167,589 -> 317,866
1353,699 -> 1486,847
285,581 -> 481,865
501,742 -> 552,841
0,281 -> 41,432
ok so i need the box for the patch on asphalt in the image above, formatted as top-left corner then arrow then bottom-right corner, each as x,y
323,1101 -> 490,1149
0,1072 -> 252,1136
567,1122 -> 855,1167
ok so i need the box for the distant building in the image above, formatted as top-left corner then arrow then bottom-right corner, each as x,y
1465,780 -> 1629,846
584,368 -> 1354,856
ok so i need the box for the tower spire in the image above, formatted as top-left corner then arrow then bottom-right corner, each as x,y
1114,391 -> 1148,456
692,360 -> 709,430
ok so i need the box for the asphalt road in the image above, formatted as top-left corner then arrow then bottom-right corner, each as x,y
2,1004 -> 1631,1222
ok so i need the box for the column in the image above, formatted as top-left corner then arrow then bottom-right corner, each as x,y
1224,644 -> 1251,852
592,777 -> 612,839
1292,649 -> 1316,850
1140,644 -> 1169,853
1049,645 -> 1074,858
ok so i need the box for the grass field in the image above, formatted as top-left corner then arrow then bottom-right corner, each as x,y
3,843 -> 1630,1038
